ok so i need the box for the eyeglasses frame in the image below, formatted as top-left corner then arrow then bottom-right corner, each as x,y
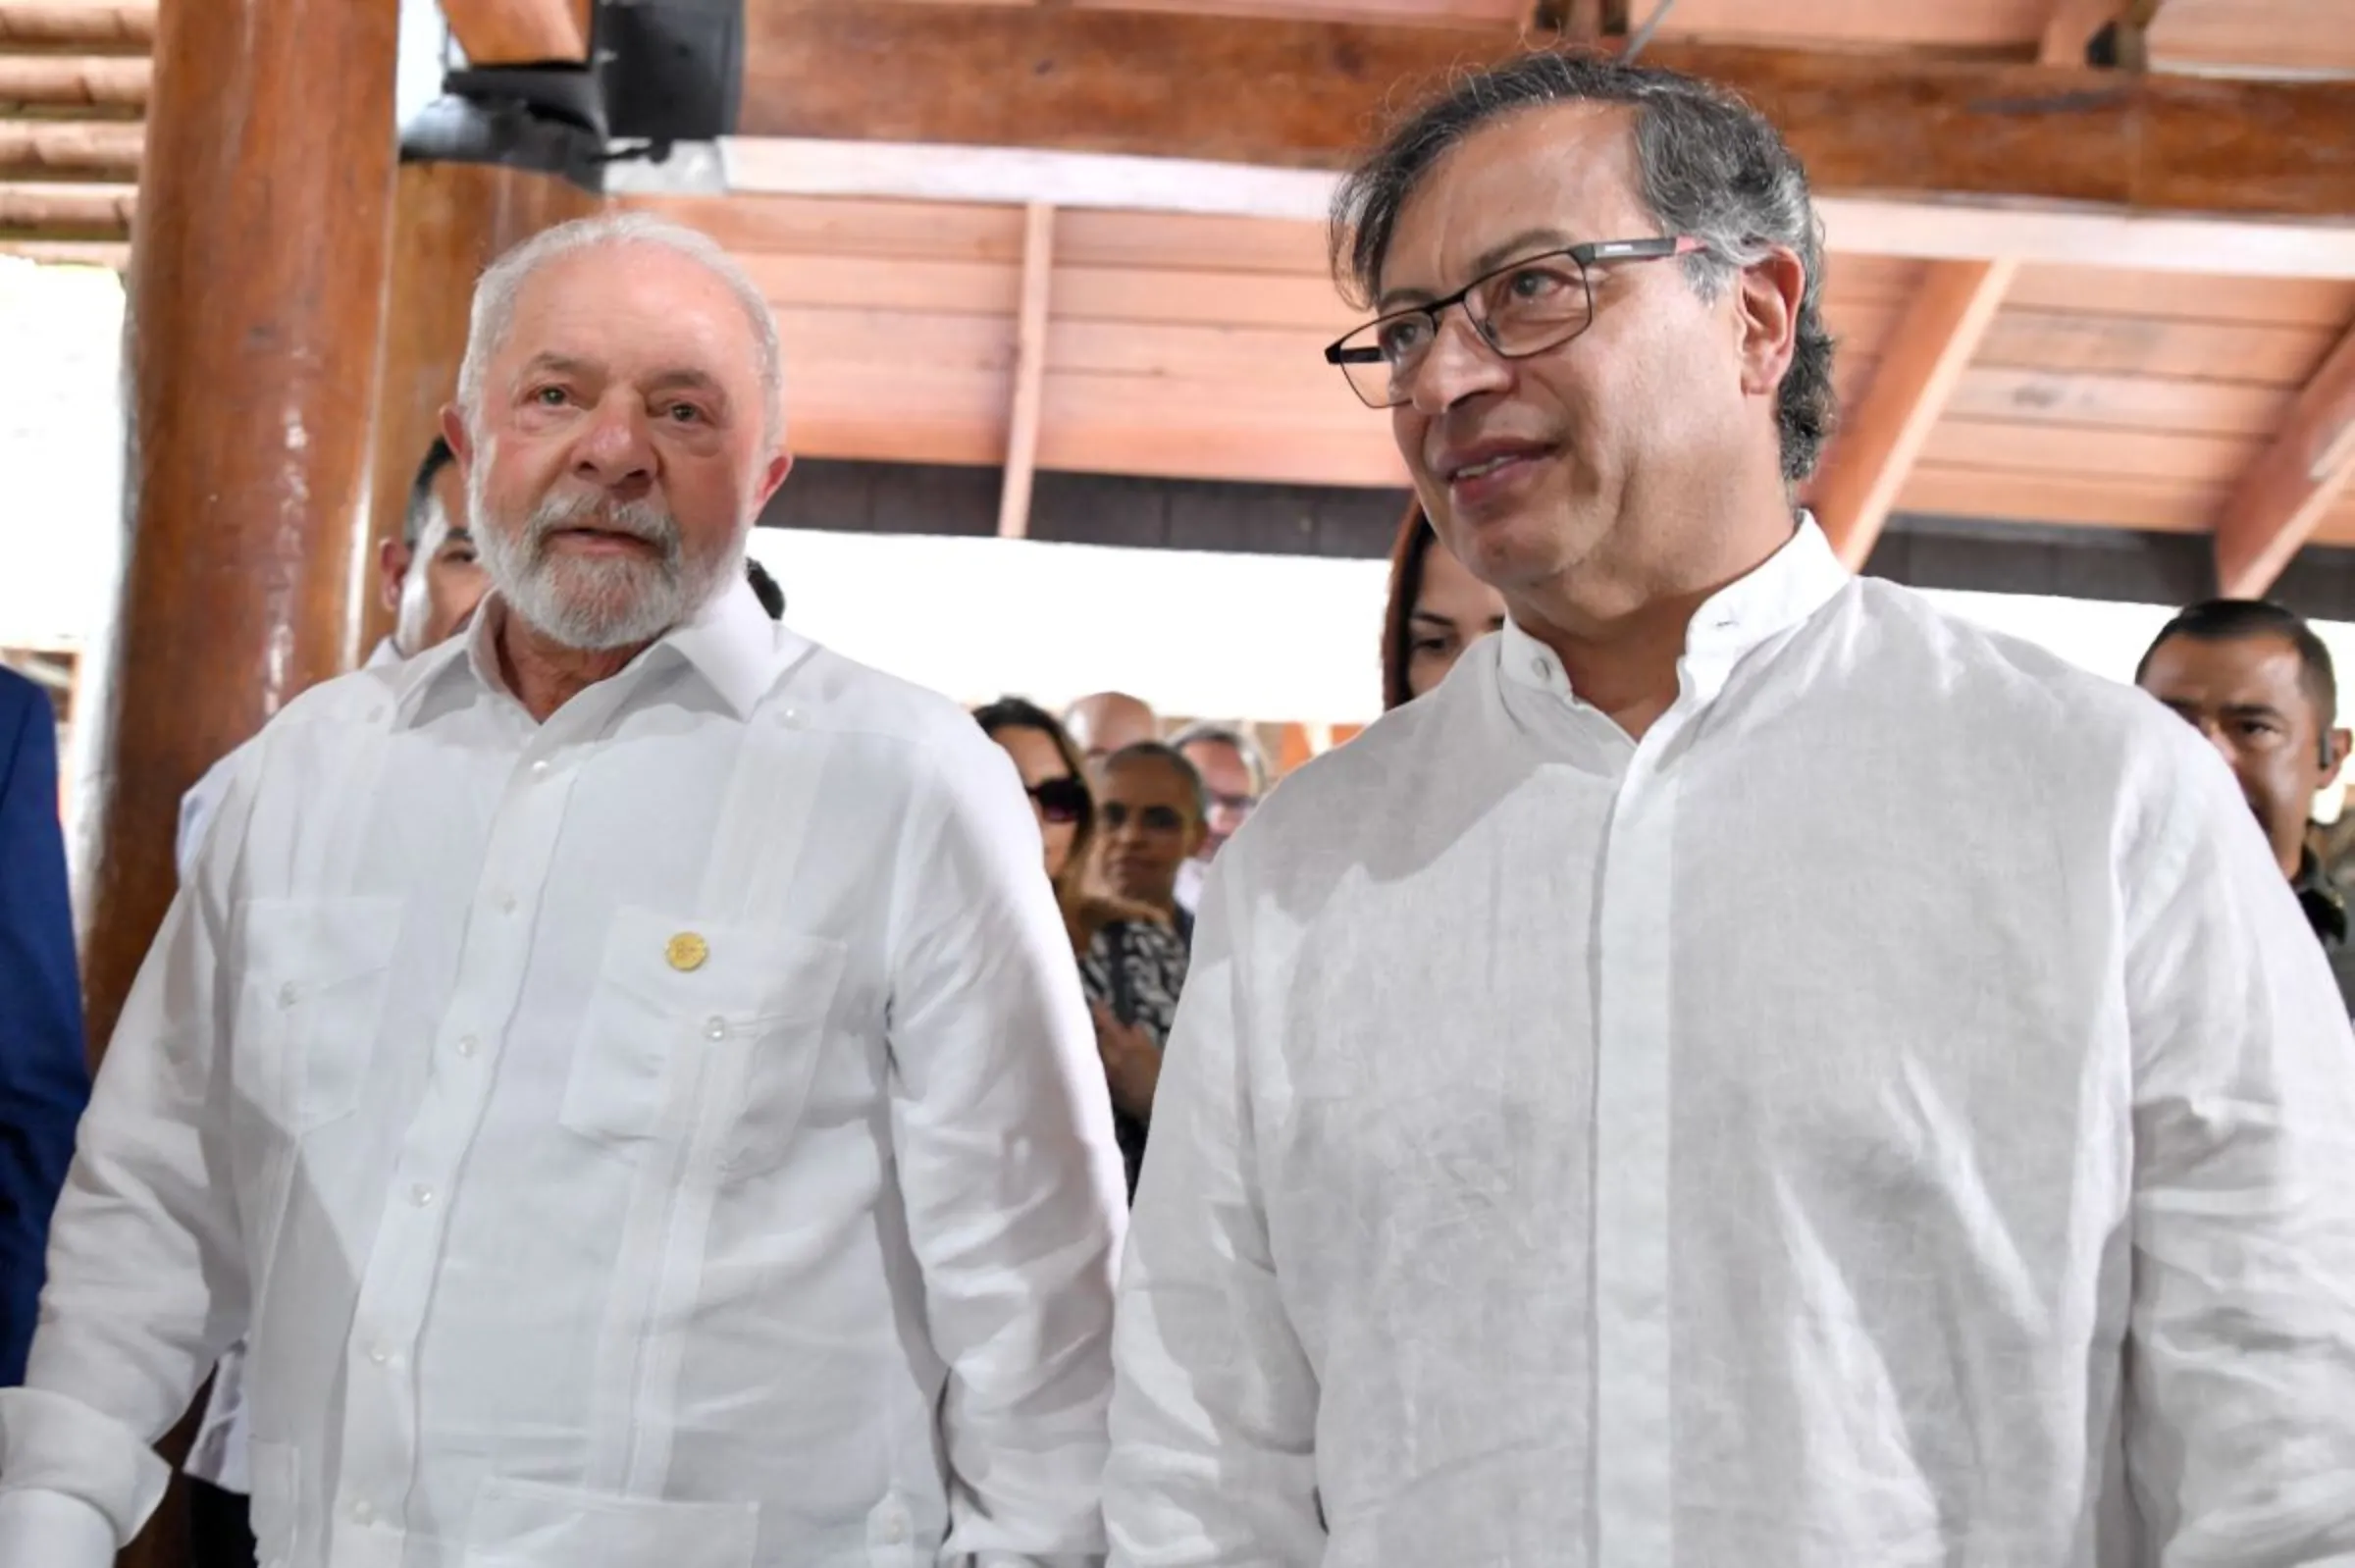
1323,235 -> 1709,408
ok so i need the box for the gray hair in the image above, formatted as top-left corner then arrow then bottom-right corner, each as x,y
1169,721 -> 1270,796
1330,52 -> 1836,484
456,211 -> 786,452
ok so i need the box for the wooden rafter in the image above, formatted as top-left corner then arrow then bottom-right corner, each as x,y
1808,260 -> 2017,570
997,202 -> 1055,541
2213,318 -> 2355,598
740,2 -> 2355,224
2040,0 -> 2165,67
0,4 -> 155,47
439,0 -> 591,66
706,139 -> 2355,280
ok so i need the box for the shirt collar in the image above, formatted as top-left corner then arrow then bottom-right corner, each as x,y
1498,514 -> 1849,703
394,574 -> 802,729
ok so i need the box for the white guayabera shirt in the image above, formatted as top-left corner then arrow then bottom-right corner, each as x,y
1106,522 -> 2355,1568
0,581 -> 1128,1568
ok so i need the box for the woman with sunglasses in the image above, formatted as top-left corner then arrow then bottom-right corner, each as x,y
973,699 -> 1189,1199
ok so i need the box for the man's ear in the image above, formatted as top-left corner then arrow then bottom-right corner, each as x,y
441,404 -> 472,469
1733,246 -> 1806,401
378,538 -> 412,615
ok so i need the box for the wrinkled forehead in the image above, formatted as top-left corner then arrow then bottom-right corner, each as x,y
1378,101 -> 1649,299
497,242 -> 763,395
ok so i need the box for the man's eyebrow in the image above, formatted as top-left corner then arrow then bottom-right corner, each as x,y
1376,228 -> 1577,313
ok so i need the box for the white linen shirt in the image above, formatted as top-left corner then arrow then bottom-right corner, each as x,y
1105,521 -> 2355,1567
177,633 -> 404,1498
1,582 -> 1127,1568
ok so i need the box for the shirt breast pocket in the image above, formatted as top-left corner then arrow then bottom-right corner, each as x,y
560,906 -> 849,1182
234,896 -> 403,1137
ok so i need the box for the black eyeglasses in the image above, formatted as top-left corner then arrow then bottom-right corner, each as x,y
1027,776 -> 1090,825
1324,235 -> 1706,408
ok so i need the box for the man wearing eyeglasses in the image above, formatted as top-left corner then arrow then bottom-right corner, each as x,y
1104,52 -> 2355,1568
1168,722 -> 1266,918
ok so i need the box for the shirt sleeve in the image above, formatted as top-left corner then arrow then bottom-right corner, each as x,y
0,759 -> 254,1566
2120,731 -> 2355,1565
882,725 -> 1127,1561
1103,848 -> 1325,1566
0,676 -> 90,1388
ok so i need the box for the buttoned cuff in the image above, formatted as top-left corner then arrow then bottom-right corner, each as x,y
0,1385 -> 169,1543
0,1487 -> 120,1568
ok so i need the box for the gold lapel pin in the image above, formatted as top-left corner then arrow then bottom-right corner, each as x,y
666,932 -> 709,972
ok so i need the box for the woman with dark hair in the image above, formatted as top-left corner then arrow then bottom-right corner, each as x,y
973,698 -> 1187,1198
1381,500 -> 1507,711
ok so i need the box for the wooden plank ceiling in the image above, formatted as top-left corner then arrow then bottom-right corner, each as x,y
660,0 -> 2355,593
9,0 -> 2355,593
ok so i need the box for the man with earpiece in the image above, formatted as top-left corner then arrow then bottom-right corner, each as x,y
2138,597 -> 2355,1015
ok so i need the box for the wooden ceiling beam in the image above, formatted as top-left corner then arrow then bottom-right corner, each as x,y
740,2 -> 2355,224
2213,318 -> 2355,598
697,140 -> 2355,280
0,54 -> 148,111
439,0 -> 592,66
0,4 -> 155,49
0,120 -> 141,180
1808,259 -> 2017,570
997,202 -> 1055,541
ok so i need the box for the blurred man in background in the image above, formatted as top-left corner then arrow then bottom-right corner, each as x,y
2137,598 -> 2355,1013
1066,692 -> 1160,773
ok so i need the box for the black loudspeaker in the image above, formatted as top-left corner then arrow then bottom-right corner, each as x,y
596,0 -> 746,144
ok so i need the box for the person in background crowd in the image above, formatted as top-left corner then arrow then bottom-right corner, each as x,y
1167,722 -> 1268,915
2136,597 -> 2355,1012
1065,691 -> 1160,772
1106,53 -> 2355,1566
1095,742 -> 1208,951
1382,500 -> 1507,711
0,212 -> 1125,1568
176,439 -> 491,873
385,436 -> 491,662
976,699 -> 1190,1200
0,665 -> 87,1388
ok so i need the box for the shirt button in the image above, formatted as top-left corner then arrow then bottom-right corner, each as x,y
496,893 -> 518,915
880,1515 -> 908,1545
704,1017 -> 728,1042
529,759 -> 550,780
410,1184 -> 435,1208
774,706 -> 801,728
367,1343 -> 392,1366
349,1499 -> 375,1525
456,1035 -> 478,1059
277,982 -> 299,1008
1531,656 -> 1551,679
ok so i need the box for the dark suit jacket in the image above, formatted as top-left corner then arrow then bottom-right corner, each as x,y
0,667 -> 88,1385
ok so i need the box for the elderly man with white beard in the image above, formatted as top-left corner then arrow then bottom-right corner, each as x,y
0,213 -> 1128,1568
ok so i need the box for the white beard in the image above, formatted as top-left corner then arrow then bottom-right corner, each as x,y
469,447 -> 737,653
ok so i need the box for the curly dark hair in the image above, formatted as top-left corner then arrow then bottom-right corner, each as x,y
1330,51 -> 1838,484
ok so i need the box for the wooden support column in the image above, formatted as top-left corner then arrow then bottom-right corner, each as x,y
997,201 -> 1054,541
359,160 -> 601,653
76,13 -> 398,1567
1808,259 -> 2017,570
83,0 -> 401,1061
2213,318 -> 2355,598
